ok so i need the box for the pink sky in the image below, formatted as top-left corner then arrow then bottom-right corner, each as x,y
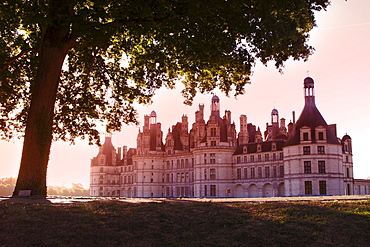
1,1 -> 369,188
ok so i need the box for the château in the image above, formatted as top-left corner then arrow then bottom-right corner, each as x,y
90,77 -> 369,198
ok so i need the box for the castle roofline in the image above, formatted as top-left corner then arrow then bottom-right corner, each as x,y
285,77 -> 339,146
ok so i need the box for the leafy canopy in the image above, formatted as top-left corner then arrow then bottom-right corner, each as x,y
0,0 -> 329,144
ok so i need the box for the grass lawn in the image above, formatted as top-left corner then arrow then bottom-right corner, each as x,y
0,199 -> 369,246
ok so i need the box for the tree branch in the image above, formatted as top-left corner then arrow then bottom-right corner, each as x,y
0,49 -> 37,71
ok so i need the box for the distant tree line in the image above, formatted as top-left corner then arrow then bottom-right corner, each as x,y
0,177 -> 89,197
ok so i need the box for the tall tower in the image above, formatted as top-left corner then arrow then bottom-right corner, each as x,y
284,77 -> 344,196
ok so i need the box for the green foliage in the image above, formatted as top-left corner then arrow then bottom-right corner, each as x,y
0,0 -> 329,144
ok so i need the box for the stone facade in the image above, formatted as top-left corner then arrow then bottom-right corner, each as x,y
90,77 -> 368,198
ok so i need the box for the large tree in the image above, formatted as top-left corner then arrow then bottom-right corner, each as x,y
0,0 -> 329,197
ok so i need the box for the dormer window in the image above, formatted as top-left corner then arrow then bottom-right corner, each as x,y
315,126 -> 326,142
318,132 -> 324,140
257,144 -> 262,152
300,126 -> 311,143
303,133 -> 309,141
210,128 -> 216,137
272,142 -> 276,151
243,146 -> 248,153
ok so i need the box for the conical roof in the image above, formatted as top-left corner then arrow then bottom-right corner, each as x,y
101,136 -> 116,165
285,78 -> 340,146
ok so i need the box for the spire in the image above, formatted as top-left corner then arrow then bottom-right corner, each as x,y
211,95 -> 220,117
255,127 -> 262,142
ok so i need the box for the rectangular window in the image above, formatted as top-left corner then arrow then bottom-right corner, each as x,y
347,184 -> 351,195
211,128 -> 216,137
210,185 -> 216,196
279,152 -> 283,160
251,167 -> 255,179
279,166 -> 284,177
258,155 -> 261,162
273,166 -> 277,178
304,161 -> 312,174
303,146 -> 311,155
303,132 -> 309,141
204,185 -> 208,197
236,156 -> 241,163
210,153 -> 216,164
347,167 -> 350,178
319,181 -> 327,195
166,161 -> 170,169
211,141 -> 216,146
204,169 -> 207,180
237,168 -> 242,179
204,154 -> 207,164
210,169 -> 216,180
244,156 -> 248,163
244,168 -> 248,179
305,181 -> 313,195
318,161 -> 326,173
273,153 -> 276,161
250,155 -> 255,162
265,167 -> 270,178
258,167 -> 262,178
265,154 -> 269,161
318,132 -> 324,140
317,146 -> 325,154
177,173 -> 181,182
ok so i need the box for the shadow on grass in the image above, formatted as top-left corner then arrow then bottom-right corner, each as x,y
0,199 -> 369,246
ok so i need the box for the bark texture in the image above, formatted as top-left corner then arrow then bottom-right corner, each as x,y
13,1 -> 73,197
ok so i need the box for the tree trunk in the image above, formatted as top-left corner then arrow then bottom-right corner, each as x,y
13,1 -> 72,197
